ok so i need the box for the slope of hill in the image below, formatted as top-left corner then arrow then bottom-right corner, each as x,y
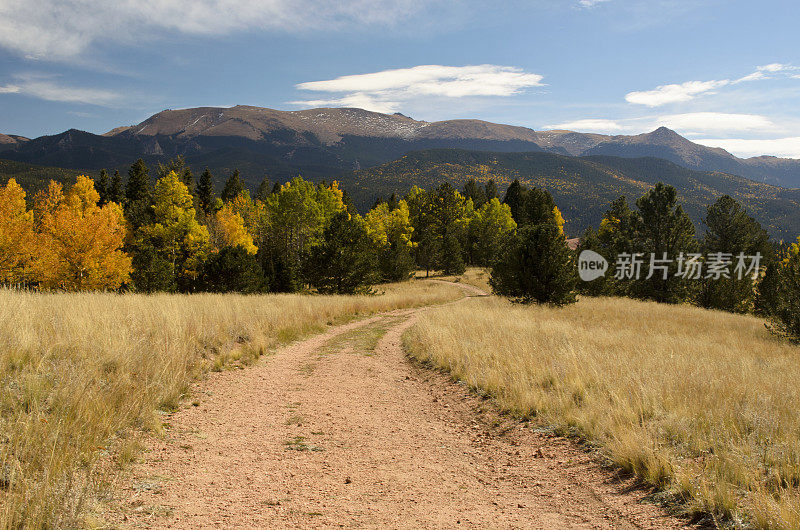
2,147 -> 798,239
3,106 -> 800,187
0,158 -> 85,198
0,133 -> 29,151
343,149 -> 800,239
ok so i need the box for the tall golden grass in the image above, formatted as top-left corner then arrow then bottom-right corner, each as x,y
404,294 -> 800,528
0,280 -> 461,528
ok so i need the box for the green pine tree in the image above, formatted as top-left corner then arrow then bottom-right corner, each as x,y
96,169 -> 110,206
699,195 -> 772,312
221,169 -> 245,202
767,240 -> 800,342
196,168 -> 215,215
629,183 -> 698,303
484,179 -> 499,202
256,177 -> 272,201
305,211 -> 379,294
490,223 -> 577,305
125,158 -> 150,203
463,178 -> 487,208
109,170 -> 124,204
201,246 -> 264,293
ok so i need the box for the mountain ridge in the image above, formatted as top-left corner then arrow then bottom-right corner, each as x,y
2,105 -> 800,188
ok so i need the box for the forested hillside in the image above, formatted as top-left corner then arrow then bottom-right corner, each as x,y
345,149 -> 800,238
0,159 -> 85,198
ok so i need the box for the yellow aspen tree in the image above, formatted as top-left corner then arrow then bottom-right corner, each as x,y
552,205 -> 566,236
136,171 -> 211,289
0,179 -> 36,284
211,204 -> 258,254
37,176 -> 131,290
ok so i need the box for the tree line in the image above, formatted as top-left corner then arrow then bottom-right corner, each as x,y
0,157 -> 519,296
0,157 -> 797,341
487,179 -> 800,343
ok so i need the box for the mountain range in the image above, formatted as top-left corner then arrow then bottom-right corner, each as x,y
2,105 -> 800,188
1,105 -> 799,238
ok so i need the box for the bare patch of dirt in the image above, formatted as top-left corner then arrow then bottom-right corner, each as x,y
105,284 -> 686,528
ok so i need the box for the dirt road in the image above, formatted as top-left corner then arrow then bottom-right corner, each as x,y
110,283 -> 684,528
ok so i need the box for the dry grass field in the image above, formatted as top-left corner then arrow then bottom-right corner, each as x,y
404,293 -> 800,528
0,281 -> 462,528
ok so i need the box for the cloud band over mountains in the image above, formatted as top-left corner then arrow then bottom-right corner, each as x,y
292,65 -> 545,114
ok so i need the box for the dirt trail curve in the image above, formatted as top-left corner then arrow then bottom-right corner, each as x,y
110,282 -> 684,529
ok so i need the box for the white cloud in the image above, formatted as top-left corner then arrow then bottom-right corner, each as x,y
694,137 -> 800,159
656,112 -> 776,134
0,74 -> 121,106
577,0 -> 611,7
289,94 -> 401,114
627,63 -> 799,106
757,63 -> 796,73
544,118 -> 626,132
735,71 -> 766,83
625,80 -> 729,107
542,112 -> 781,139
0,0 -> 437,60
292,65 -> 544,113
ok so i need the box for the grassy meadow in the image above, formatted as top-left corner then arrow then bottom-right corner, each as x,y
404,291 -> 800,528
0,280 -> 462,528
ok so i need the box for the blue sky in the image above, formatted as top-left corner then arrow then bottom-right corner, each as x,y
1,0 -> 799,158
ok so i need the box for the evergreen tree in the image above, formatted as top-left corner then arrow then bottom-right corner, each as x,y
699,195 -> 771,312
490,223 -> 577,305
502,179 -> 556,227
305,211 -> 378,294
256,177 -> 272,202
593,196 -> 636,296
96,169 -> 110,206
484,179 -> 499,202
629,183 -> 698,303
124,159 -> 154,230
125,158 -> 150,203
109,170 -> 123,204
342,189 -> 358,214
158,155 -> 193,193
130,244 -> 176,293
387,193 -> 399,211
767,239 -> 800,342
439,232 -> 466,275
221,169 -> 245,202
575,227 -> 609,296
196,168 -> 215,216
502,179 -> 527,225
272,181 -> 282,195
755,258 -> 784,316
201,246 -> 264,293
463,179 -> 487,208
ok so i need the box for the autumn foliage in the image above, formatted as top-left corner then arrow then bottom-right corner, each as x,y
0,176 -> 130,290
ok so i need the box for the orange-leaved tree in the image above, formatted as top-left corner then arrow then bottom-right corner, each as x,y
0,178 -> 37,284
36,176 -> 131,290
